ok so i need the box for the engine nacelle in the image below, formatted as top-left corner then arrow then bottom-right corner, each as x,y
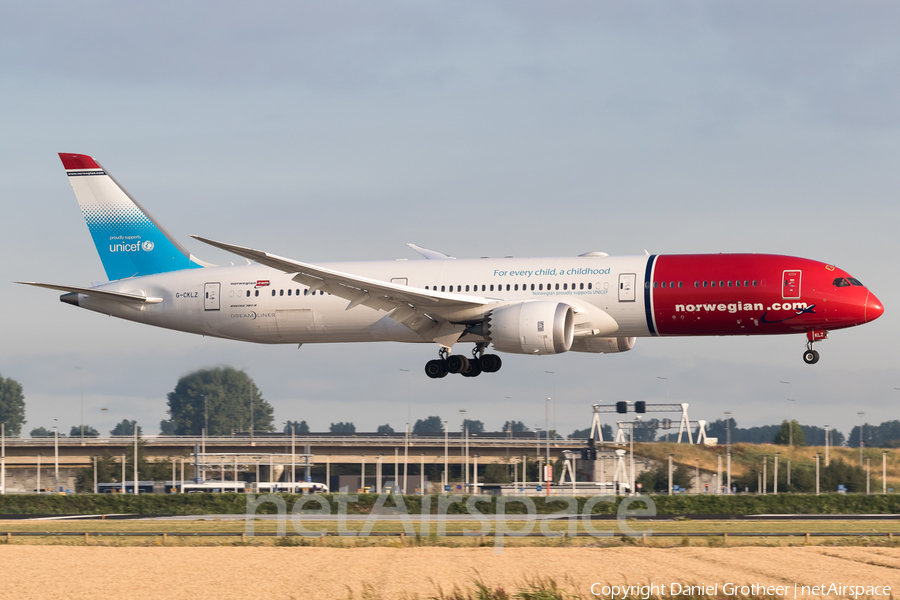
486,301 -> 575,355
571,336 -> 636,354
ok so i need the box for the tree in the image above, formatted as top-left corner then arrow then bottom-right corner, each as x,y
159,419 -> 177,435
462,419 -> 484,434
111,420 -> 142,436
413,416 -> 444,434
376,424 -> 395,434
0,374 -> 26,436
69,425 -> 99,437
636,461 -> 692,493
774,419 -> 806,446
30,426 -> 54,438
330,422 -> 355,434
503,420 -> 530,433
283,420 -> 310,434
570,425 -> 612,440
165,367 -> 274,435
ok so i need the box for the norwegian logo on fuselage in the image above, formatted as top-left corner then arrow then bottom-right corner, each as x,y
255,280 -> 270,288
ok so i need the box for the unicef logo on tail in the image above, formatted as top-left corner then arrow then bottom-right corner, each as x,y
142,241 -> 155,252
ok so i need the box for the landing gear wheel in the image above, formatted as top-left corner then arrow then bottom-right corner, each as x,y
803,350 -> 820,364
480,354 -> 502,373
424,359 -> 448,378
446,355 -> 470,374
462,358 -> 482,377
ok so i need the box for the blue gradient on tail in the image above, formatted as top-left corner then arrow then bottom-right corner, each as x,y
81,199 -> 202,281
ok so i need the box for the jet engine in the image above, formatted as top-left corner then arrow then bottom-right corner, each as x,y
481,301 -> 575,355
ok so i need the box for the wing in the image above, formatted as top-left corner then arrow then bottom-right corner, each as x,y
190,236 -> 489,343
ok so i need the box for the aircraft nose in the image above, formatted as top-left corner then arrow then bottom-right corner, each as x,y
866,292 -> 884,323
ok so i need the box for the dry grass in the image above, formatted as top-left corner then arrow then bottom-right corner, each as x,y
0,546 -> 899,599
630,442 -> 900,481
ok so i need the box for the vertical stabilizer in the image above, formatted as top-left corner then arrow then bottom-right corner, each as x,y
59,153 -> 207,281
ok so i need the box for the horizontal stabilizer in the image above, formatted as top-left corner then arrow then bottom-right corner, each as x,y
15,282 -> 162,304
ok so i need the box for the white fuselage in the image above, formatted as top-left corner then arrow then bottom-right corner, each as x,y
75,255 -> 652,346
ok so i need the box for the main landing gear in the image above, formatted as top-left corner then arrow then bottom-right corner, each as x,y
424,344 -> 503,379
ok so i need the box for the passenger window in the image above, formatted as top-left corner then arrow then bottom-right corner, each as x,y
735,281 -> 741,288
272,290 -> 276,296
506,284 -> 511,291
727,281 -> 732,288
702,281 -> 708,288
255,290 -> 259,297
710,281 -> 716,288
588,283 -> 592,290
744,280 -> 749,287
514,284 -> 519,291
287,289 -> 291,296
441,285 -> 445,292
654,282 -> 659,288
678,282 -> 683,288
563,283 -> 567,290
490,284 -> 494,292
457,285 -> 461,292
482,285 -> 486,291
531,284 -> 535,290
694,282 -> 699,288
555,283 -> 559,290
752,280 -> 758,287
580,283 -> 584,290
465,285 -> 470,292
539,284 -> 543,291
660,282 -> 666,289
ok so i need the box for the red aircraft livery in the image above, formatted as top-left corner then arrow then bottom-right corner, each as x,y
648,254 -> 883,363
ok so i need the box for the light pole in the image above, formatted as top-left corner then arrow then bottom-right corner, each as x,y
75,366 -> 84,440
545,371 -> 556,437
443,420 -> 448,492
883,451 -> 888,495
668,454 -> 673,495
133,422 -> 139,495
825,425 -> 830,466
724,411 -> 732,494
545,397 -> 551,467
658,377 -> 669,440
53,420 -> 59,493
774,453 -> 780,495
858,411 -> 865,467
458,409 -> 467,490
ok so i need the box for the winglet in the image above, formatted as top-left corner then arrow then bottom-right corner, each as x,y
407,243 -> 456,260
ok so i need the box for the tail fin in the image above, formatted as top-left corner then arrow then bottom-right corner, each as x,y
59,153 -> 209,281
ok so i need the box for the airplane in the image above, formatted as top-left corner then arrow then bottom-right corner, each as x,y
17,153 -> 884,378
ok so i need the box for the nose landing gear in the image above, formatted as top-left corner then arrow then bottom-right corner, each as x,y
423,344 -> 503,379
802,330 -> 827,364
803,347 -> 820,364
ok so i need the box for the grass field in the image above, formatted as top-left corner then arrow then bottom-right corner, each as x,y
0,518 -> 897,548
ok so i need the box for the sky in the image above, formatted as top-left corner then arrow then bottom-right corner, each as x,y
1,1 -> 898,440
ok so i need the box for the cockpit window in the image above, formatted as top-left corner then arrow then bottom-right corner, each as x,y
833,278 -> 851,287
847,278 -> 864,287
